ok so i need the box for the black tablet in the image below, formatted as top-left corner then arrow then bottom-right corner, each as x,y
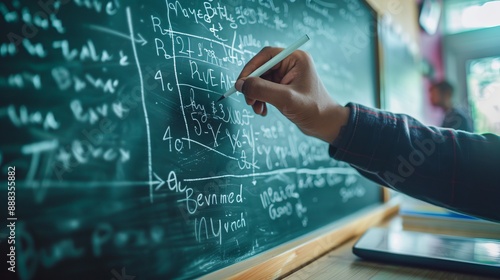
353,227 -> 500,277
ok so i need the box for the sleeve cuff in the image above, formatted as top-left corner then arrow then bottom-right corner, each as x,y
328,103 -> 358,159
327,103 -> 399,171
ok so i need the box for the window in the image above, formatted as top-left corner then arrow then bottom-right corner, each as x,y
444,0 -> 500,34
467,56 -> 500,133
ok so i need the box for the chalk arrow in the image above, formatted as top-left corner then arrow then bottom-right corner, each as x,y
153,172 -> 166,191
17,177 -> 165,189
87,24 -> 148,46
136,33 -> 147,46
252,180 -> 257,186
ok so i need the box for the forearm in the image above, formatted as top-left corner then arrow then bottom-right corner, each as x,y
329,103 -> 500,223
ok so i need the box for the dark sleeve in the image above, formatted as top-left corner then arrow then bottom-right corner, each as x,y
329,103 -> 500,223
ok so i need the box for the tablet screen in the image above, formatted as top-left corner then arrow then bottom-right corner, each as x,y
356,228 -> 500,266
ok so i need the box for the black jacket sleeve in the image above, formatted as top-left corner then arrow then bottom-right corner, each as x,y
329,103 -> 500,223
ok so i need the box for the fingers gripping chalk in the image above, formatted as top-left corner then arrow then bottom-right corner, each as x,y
217,34 -> 310,102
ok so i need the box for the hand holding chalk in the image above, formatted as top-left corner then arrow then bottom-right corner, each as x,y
233,43 -> 350,144
217,35 -> 310,102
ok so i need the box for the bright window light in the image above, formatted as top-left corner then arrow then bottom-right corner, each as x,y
467,56 -> 500,134
445,0 -> 500,33
461,1 -> 500,28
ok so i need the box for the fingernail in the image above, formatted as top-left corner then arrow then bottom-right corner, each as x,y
235,79 -> 244,91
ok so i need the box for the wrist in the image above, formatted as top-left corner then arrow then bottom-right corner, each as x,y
317,104 -> 350,144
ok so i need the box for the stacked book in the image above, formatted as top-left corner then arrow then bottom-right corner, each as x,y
399,196 -> 500,237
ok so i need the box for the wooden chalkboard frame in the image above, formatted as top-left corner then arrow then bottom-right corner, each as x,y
202,200 -> 399,279
199,4 -> 398,278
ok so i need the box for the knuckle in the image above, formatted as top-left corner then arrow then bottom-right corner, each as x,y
261,46 -> 274,54
295,49 -> 306,56
242,78 -> 257,95
297,49 -> 312,59
261,46 -> 282,56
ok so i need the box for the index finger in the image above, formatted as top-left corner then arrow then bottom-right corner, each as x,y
237,47 -> 284,80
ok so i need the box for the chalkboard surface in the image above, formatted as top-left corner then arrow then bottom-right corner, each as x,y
379,17 -> 423,120
0,1 -> 380,279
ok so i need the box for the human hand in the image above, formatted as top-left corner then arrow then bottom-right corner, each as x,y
235,47 -> 349,143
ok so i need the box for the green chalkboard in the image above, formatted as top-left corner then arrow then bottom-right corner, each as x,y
379,17 -> 423,119
0,1 -> 380,279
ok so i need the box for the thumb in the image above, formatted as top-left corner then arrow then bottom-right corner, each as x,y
236,77 -> 290,110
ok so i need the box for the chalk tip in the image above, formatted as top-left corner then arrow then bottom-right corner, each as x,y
216,95 -> 225,103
